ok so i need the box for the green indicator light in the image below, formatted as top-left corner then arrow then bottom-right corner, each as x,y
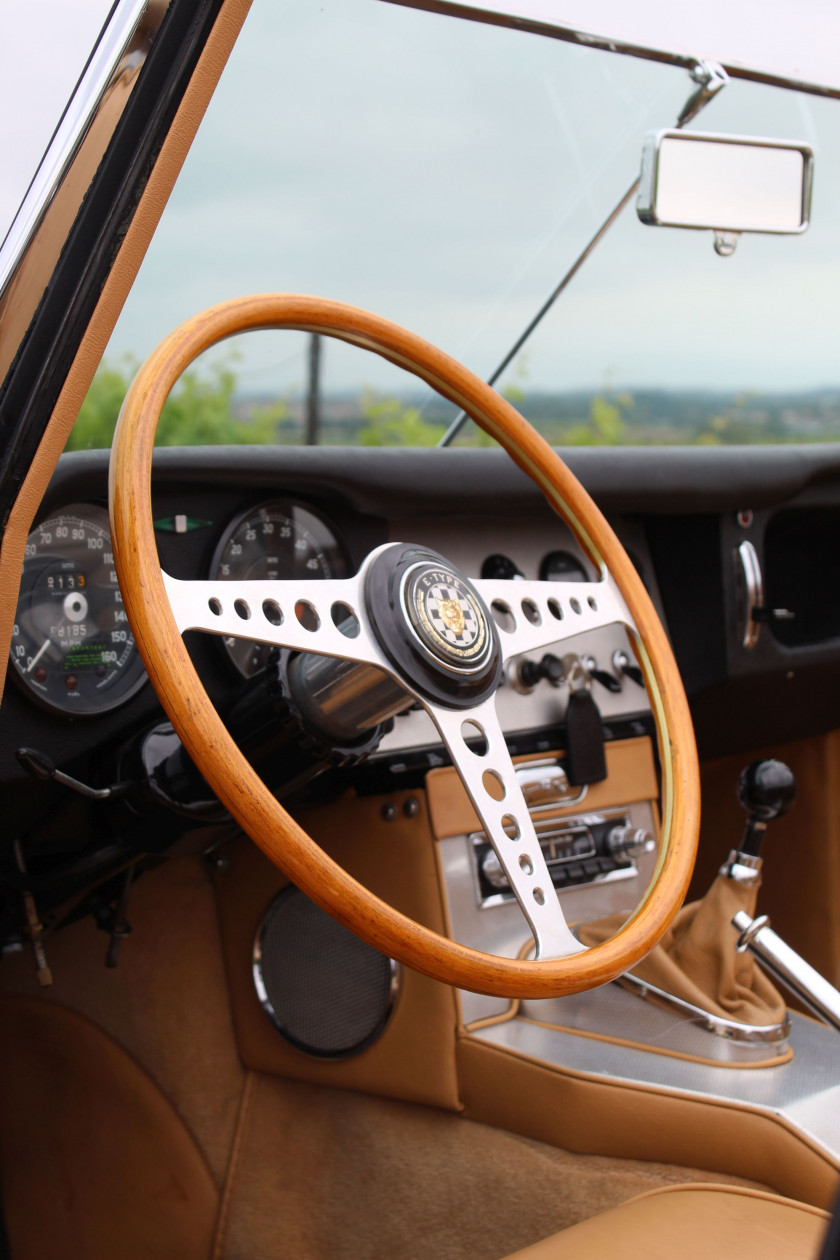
154,515 -> 213,534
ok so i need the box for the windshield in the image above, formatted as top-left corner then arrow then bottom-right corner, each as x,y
72,0 -> 840,448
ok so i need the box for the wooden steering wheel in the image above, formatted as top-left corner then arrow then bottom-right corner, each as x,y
109,295 -> 699,999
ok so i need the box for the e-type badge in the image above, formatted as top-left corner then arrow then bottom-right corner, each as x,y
435,593 -> 467,638
404,564 -> 490,670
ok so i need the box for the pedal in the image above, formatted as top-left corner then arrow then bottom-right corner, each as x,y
98,864 -> 135,969
13,839 -> 52,986
22,891 -> 52,987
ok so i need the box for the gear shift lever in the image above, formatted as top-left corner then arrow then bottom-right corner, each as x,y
738,759 -> 797,850
579,757 -> 791,1034
722,759 -> 796,884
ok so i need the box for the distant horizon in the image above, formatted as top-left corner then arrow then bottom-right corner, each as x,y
227,380 -> 840,443
231,382 -> 840,402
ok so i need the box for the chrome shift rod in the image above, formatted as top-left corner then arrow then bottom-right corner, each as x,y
726,759 -> 840,1035
732,911 -> 840,1035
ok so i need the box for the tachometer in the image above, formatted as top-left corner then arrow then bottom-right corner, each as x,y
211,500 -> 347,677
10,504 -> 147,716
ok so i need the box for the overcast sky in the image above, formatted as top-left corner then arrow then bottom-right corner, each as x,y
4,0 -> 840,398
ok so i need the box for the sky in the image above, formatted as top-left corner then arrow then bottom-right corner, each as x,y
3,0 -> 840,399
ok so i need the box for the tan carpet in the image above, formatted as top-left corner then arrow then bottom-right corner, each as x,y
2,854 -> 766,1260
217,1069 -> 765,1260
1,855 -> 245,1186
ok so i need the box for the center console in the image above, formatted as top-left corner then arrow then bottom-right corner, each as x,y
429,737 -> 840,1189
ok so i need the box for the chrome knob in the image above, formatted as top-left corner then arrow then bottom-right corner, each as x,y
606,824 -> 654,859
481,849 -> 508,890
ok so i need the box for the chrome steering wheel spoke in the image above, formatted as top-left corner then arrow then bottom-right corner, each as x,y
424,695 -> 585,961
162,568 -> 383,669
163,547 -> 595,962
473,574 -> 632,664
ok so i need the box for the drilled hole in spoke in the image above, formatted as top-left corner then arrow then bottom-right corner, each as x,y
234,599 -> 251,620
547,599 -> 563,621
490,600 -> 516,633
460,719 -> 488,756
482,770 -> 505,802
533,887 -> 546,905
570,598 -> 582,615
262,599 -> 283,626
521,599 -> 541,626
588,596 -> 598,611
519,854 -> 534,875
331,602 -> 360,638
209,597 -> 223,616
295,600 -> 320,632
502,814 -> 520,840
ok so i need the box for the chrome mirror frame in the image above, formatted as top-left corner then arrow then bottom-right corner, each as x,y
637,129 -> 814,236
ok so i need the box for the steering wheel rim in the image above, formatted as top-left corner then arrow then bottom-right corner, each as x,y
109,294 -> 699,999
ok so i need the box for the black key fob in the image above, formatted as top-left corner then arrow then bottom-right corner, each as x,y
565,688 -> 607,785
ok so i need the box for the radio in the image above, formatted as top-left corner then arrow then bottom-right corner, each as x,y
472,808 -> 654,908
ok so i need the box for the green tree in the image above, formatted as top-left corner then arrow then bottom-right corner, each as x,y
66,361 -> 132,450
357,391 -> 445,446
565,393 -> 631,446
66,357 -> 285,450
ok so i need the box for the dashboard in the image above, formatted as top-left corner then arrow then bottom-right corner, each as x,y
10,496 -> 353,714
4,442 -> 840,868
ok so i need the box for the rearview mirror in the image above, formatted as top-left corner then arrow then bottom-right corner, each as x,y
637,130 -> 813,241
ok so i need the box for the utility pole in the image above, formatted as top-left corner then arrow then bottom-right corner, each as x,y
305,333 -> 321,445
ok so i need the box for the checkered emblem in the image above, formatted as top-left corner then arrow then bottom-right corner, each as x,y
404,564 -> 490,671
426,583 -> 479,646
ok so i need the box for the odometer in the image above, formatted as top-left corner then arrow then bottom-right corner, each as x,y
10,504 -> 147,716
211,500 -> 347,677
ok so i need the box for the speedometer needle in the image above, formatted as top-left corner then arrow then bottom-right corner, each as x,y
27,639 -> 51,673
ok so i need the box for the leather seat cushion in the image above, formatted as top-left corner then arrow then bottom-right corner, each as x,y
501,1183 -> 830,1260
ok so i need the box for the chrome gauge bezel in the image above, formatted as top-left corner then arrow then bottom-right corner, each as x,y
9,502 -> 148,717
209,498 -> 349,678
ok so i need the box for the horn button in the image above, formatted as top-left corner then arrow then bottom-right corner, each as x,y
365,544 -> 502,708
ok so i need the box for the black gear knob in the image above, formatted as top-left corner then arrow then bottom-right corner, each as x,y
737,759 -> 796,855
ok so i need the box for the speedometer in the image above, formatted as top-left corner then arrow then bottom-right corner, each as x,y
211,500 -> 347,677
10,504 -> 147,716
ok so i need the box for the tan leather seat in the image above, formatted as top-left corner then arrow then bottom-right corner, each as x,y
502,1183 -> 829,1260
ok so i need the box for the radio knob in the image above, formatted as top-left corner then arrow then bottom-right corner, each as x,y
606,824 -> 654,860
481,849 -> 508,890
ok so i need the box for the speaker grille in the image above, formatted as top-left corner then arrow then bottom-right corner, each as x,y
253,886 -> 399,1058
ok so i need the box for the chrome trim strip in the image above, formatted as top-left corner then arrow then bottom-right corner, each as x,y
0,0 -> 150,304
618,972 -> 790,1046
515,757 -> 587,813
735,540 -> 764,650
385,2 -> 840,101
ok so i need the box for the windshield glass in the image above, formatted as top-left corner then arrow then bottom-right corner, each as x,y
75,0 -> 840,449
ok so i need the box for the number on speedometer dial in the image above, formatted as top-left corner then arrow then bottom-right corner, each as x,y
10,504 -> 147,716
211,501 -> 347,677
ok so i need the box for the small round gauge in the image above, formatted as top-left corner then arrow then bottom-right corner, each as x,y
481,554 -> 523,580
539,549 -> 589,582
10,504 -> 147,716
211,500 -> 347,677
